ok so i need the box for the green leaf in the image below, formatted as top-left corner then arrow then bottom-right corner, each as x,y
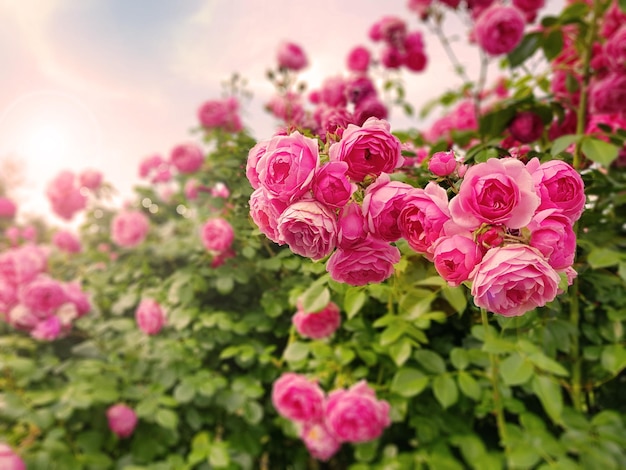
414,349 -> 446,374
527,352 -> 569,377
388,337 -> 412,367
209,442 -> 230,468
508,32 -> 542,68
542,29 -> 563,61
283,341 -> 309,362
442,285 -> 467,314
620,0 -> 626,13
551,134 -> 581,155
588,247 -> 623,269
532,375 -> 563,423
479,107 -> 516,138
432,375 -> 459,409
500,353 -> 534,385
601,345 -> 626,375
215,276 -> 234,294
390,368 -> 429,398
457,371 -> 482,400
301,283 -> 330,313
174,380 -> 196,403
450,348 -> 469,370
156,408 -> 179,429
581,137 -> 619,166
380,321 -> 405,346
344,287 -> 367,319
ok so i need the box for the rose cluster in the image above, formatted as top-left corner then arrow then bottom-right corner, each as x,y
0,244 -> 91,340
138,142 -> 205,185
247,117 -> 405,286
292,300 -> 342,340
272,374 -> 390,461
45,169 -> 103,221
368,16 -> 428,72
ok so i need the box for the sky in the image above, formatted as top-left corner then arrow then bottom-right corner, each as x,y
0,0 -> 564,225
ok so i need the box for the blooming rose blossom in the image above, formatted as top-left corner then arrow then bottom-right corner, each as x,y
590,73 -> 626,116
292,301 -> 341,339
528,209 -> 576,270
362,174 -> 413,242
449,158 -> 539,230
135,298 -> 166,335
249,188 -> 287,244
272,372 -> 325,422
0,278 -> 17,317
474,5 -> 525,56
201,218 -> 235,253
605,25 -> 626,73
211,182 -> 230,199
79,169 -> 103,190
346,46 -> 371,72
277,200 -> 337,260
326,235 -> 400,285
107,404 -> 138,438
246,140 -> 268,190
0,245 -> 47,286
337,202 -> 368,248
197,97 -> 242,132
512,0 -> 544,22
429,151 -> 458,176
316,107 -> 355,138
471,244 -> 560,316
329,118 -> 402,181
0,197 -> 17,218
318,76 -> 348,108
0,443 -> 26,470
353,97 -> 389,126
277,42 -> 308,71
21,276 -> 67,317
325,381 -> 391,443
312,162 -> 356,208
31,315 -> 62,341
170,143 -> 204,174
509,111 -> 544,143
300,422 -> 342,461
46,171 -> 87,220
345,76 -> 377,105
111,211 -> 150,248
257,132 -> 320,203
433,235 -> 483,287
403,31 -> 428,72
63,282 -> 91,317
381,46 -> 404,69
52,230 -> 82,254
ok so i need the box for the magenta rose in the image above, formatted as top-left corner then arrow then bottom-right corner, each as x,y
201,218 -> 234,253
399,182 -> 451,257
293,301 -> 341,339
300,421 -> 342,461
107,404 -> 138,438
249,188 -> 287,244
277,42 -> 308,71
197,97 -> 242,132
337,202 -> 368,249
0,197 -> 17,218
325,380 -> 391,443
318,76 -> 348,108
590,73 -> 626,117
326,235 -> 400,286
52,230 -> 82,254
433,235 -> 483,287
0,443 -> 25,470
329,118 -> 402,181
313,162 -> 356,208
277,200 -> 337,260
528,209 -> 576,270
353,97 -> 389,127
362,173 -> 413,242
346,46 -> 371,72
428,151 -> 458,176
170,143 -> 204,174
471,244 -> 560,317
449,158 -> 539,230
527,158 -> 585,222
474,5 -> 525,56
605,25 -> 626,73
509,111 -> 544,143
257,131 -> 320,203
111,211 -> 149,248
272,372 -> 325,422
135,298 -> 166,335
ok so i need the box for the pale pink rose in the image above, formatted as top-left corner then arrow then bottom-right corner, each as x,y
111,211 -> 149,248
8,304 -> 39,331
135,298 -> 166,335
31,315 -> 62,341
353,97 -> 389,127
474,5 -> 525,56
429,151 -> 458,176
277,42 -> 308,71
528,209 -> 576,270
249,188 -> 287,244
325,380 -> 391,443
79,169 -> 103,190
21,226 -> 37,243
257,131 -> 320,203
509,111 -> 544,143
449,158 -> 539,230
329,118 -> 402,182
0,245 -> 47,286
246,140 -> 269,190
0,197 -> 17,218
326,236 -> 400,286
337,202 -> 368,248
52,230 -> 82,254
399,182 -> 451,256
197,97 -> 242,132
152,165 -> 172,184
300,422 -> 342,461
362,174 -> 413,242
471,244 -> 560,316
312,162 -> 356,208
170,143 -> 204,174
527,158 -> 585,222
139,155 -> 164,178
590,73 -> 626,116
433,235 -> 483,287
605,25 -> 626,73
63,282 -> 91,317
46,171 -> 87,220
0,278 -> 18,317
277,200 -> 337,260
211,182 -> 230,199
292,301 -> 341,339
346,46 -> 371,72
201,218 -> 234,253
107,404 -> 138,438
184,179 -> 200,200
0,443 -> 26,470
5,226 -> 20,246
21,276 -> 67,317
272,372 -> 325,422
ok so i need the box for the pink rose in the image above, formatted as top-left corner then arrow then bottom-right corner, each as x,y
0,443 -> 26,470
329,118 -> 402,182
277,42 -> 308,71
8,304 -> 39,331
135,298 -> 166,335
316,107 -> 355,138
0,278 -> 18,316
201,218 -> 234,253
293,301 -> 341,339
107,404 -> 138,438
0,197 -> 17,218
590,73 -> 626,116
249,188 -> 287,244
0,245 -> 47,286
63,282 -> 91,317
353,97 -> 389,127
362,174 -> 413,242
257,131 -> 320,203
346,46 -> 371,72
433,235 -> 483,287
528,209 -> 576,270
170,143 -> 204,174
509,111 -> 544,143
399,182 -> 451,256
52,230 -> 82,254
337,202 -> 368,249
429,151 -> 458,176
449,158 -> 539,230
31,315 -> 62,341
326,236 -> 400,286
21,276 -> 68,317
79,169 -> 103,190
246,140 -> 269,190
46,171 -> 87,221
197,97 -> 242,132
111,211 -> 150,248
300,422 -> 341,461
139,155 -> 164,178
474,5 -> 525,56
272,372 -> 325,422
312,162 -> 356,208
471,244 -> 560,317
325,381 -> 390,443
527,158 -> 585,222
381,46 -> 404,69
277,200 -> 337,260
408,0 -> 432,19
318,76 -> 348,108
345,76 -> 376,105
605,25 -> 626,73
211,182 -> 230,199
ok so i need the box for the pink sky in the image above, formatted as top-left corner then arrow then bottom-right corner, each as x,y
0,0 -> 563,224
